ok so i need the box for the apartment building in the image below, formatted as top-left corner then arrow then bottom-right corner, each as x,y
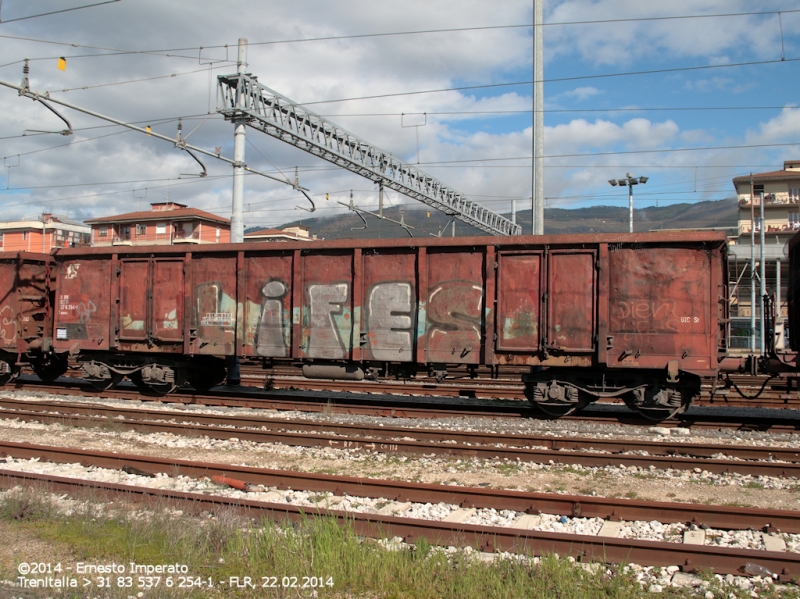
86,201 -> 231,246
0,214 -> 90,252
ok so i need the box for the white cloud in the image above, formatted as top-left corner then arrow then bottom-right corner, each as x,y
545,0 -> 796,66
554,86 -> 601,101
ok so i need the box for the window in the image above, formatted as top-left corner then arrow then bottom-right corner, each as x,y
156,223 -> 166,235
790,210 -> 800,229
22,231 -> 27,240
119,226 -> 130,240
790,189 -> 800,203
0,233 -> 3,248
98,226 -> 108,237
136,224 -> 147,235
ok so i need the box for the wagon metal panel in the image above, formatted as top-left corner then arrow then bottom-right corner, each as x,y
361,250 -> 417,362
425,249 -> 484,364
53,258 -> 111,351
547,251 -> 596,352
243,253 -> 293,357
118,260 -> 148,341
152,259 -> 184,342
0,261 -> 16,351
0,254 -> 51,353
300,253 -> 353,360
607,246 -> 713,371
190,255 -> 237,355
496,252 -> 542,352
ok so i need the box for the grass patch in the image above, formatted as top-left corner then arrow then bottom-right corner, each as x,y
496,463 -> 523,476
744,481 -> 765,489
1,487 -> 766,599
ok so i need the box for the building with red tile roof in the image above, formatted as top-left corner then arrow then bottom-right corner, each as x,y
85,202 -> 231,246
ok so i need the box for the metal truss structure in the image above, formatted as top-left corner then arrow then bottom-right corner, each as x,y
217,73 -> 521,236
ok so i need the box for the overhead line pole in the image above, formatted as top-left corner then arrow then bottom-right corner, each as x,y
532,0 -> 544,235
231,38 -> 247,244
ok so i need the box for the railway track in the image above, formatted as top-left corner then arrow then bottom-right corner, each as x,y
244,365 -> 800,409
1,441 -> 799,579
4,376 -> 800,433
2,396 -> 800,478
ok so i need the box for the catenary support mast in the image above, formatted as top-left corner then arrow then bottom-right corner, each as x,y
230,38 -> 248,244
217,74 -> 521,236
532,0 -> 544,235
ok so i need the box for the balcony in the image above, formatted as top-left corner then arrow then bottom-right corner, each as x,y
739,193 -> 800,207
172,228 -> 200,243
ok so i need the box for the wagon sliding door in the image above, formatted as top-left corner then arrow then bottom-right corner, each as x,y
151,259 -> 183,342
118,258 -> 184,344
546,251 -> 596,352
495,252 -> 543,352
118,259 -> 148,341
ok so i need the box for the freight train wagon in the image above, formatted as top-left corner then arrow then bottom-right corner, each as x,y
0,251 -> 66,384
50,231 -> 728,419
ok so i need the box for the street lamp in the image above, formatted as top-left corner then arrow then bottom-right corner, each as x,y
608,173 -> 648,233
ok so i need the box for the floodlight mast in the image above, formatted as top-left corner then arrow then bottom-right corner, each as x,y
608,173 -> 648,233
216,73 -> 522,236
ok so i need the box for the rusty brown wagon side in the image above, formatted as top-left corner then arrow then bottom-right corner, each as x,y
0,251 -> 66,383
49,231 -> 727,418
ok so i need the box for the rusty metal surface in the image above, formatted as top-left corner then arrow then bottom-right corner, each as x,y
47,231 -> 728,395
53,257 -> 111,352
52,230 -> 728,256
607,245 -> 719,374
0,253 -> 51,354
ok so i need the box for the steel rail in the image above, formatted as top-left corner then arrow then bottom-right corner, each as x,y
5,378 -> 800,433
1,440 -> 800,532
2,397 -> 800,465
2,407 -> 799,477
0,449 -> 800,578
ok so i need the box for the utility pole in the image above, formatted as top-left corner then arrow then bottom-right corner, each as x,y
750,175 -> 756,357
532,0 -> 544,235
760,188 -> 766,355
231,38 -> 248,244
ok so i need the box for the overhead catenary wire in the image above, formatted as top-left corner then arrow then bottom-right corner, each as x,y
45,64 -> 231,94
1,7 -> 797,55
0,0 -> 120,24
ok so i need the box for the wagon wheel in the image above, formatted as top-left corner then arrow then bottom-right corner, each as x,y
87,372 -> 124,391
0,360 -> 19,386
524,383 -> 589,418
622,384 -> 693,421
32,354 -> 68,382
128,370 -> 177,396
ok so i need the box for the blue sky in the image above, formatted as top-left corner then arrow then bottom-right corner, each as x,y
0,0 -> 798,229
